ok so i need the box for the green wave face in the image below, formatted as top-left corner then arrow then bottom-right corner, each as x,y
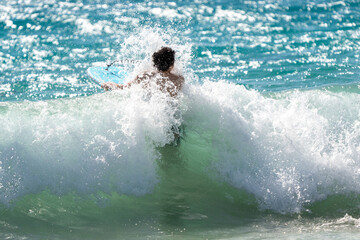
1,83 -> 360,239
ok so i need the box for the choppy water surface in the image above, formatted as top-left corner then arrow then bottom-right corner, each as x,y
0,0 -> 360,239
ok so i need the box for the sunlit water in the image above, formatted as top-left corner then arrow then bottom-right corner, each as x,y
0,0 -> 360,239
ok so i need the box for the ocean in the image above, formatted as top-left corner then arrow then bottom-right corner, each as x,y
0,0 -> 360,239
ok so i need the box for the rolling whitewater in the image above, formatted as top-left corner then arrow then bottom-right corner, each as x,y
0,0 -> 360,239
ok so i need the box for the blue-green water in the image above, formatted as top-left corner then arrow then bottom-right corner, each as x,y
1,0 -> 360,239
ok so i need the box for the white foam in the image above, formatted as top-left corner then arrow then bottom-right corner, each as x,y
184,81 -> 360,213
0,26 -> 193,204
111,28 -> 193,81
0,84 -> 183,204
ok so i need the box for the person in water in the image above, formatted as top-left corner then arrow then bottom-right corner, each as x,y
102,47 -> 184,97
102,47 -> 184,145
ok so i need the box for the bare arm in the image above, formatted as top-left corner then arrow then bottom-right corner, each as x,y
101,74 -> 144,91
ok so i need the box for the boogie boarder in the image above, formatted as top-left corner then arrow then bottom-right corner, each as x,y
102,47 -> 184,98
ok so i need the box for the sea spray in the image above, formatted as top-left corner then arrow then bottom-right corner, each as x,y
112,27 -> 194,83
183,81 -> 360,213
5,79 -> 354,214
0,83 -> 184,205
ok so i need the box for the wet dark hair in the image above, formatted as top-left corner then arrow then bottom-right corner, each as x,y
152,47 -> 175,72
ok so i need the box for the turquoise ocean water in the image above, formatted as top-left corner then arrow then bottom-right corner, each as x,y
1,0 -> 360,239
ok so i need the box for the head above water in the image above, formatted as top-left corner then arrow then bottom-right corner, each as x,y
152,47 -> 175,72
